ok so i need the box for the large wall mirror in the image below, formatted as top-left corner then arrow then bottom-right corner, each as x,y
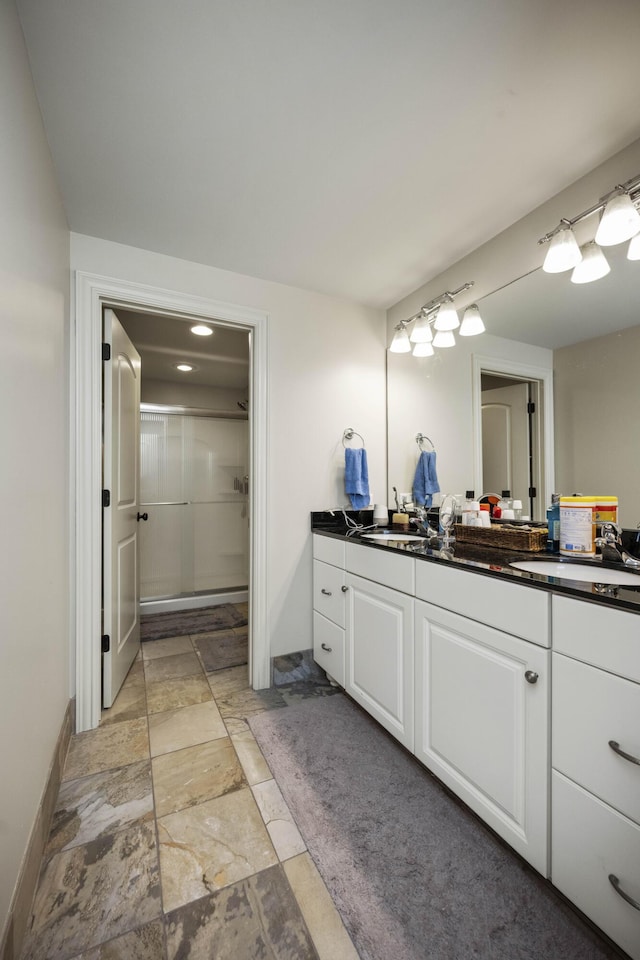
387,243 -> 640,527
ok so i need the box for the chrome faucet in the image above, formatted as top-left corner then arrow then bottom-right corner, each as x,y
594,522 -> 640,568
411,506 -> 439,539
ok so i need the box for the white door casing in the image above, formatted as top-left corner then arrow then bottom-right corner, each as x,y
103,309 -> 141,707
73,272 -> 269,732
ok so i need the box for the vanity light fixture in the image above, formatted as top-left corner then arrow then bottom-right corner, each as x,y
570,241 -> 610,285
190,324 -> 214,336
538,172 -> 640,282
389,322 -> 412,353
390,281 -> 484,357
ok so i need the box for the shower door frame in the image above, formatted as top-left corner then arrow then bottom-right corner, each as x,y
73,271 -> 269,732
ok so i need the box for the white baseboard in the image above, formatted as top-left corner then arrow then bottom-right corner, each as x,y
141,590 -> 248,616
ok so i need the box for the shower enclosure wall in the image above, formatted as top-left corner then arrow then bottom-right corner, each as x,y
139,406 -> 249,613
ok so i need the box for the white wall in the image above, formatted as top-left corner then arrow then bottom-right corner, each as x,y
141,378 -> 248,412
0,0 -> 70,941
70,234 -> 387,656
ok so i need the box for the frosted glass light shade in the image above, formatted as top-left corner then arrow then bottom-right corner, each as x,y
433,329 -> 456,348
389,324 -> 411,353
542,225 -> 582,273
433,300 -> 459,331
459,304 -> 485,336
409,312 -> 434,343
570,242 -> 610,284
628,232 -> 640,260
412,341 -> 435,357
595,192 -> 640,246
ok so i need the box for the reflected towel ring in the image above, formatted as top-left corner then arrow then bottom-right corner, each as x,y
343,428 -> 365,448
416,433 -> 435,451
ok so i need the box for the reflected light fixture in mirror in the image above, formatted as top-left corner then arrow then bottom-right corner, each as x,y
432,329 -> 456,348
409,311 -> 434,343
538,172 -> 640,281
459,304 -> 486,336
571,241 -> 610,284
190,323 -> 213,336
412,341 -> 435,357
174,362 -> 195,372
433,298 -> 459,331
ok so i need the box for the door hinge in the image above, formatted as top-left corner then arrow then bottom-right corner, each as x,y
101,634 -> 110,653
102,342 -> 111,361
102,489 -> 111,508
527,400 -> 536,414
529,486 -> 537,499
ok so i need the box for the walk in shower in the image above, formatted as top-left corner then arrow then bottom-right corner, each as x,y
139,404 -> 249,613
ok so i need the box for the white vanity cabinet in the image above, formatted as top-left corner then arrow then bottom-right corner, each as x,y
312,535 -> 347,685
551,596 -> 640,960
344,541 -> 415,750
414,599 -> 549,874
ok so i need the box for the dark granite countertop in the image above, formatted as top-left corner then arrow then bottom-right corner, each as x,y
311,511 -> 640,613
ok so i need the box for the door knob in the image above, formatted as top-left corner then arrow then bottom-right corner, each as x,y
136,512 -> 149,522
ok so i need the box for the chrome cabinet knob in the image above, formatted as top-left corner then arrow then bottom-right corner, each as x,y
525,670 -> 539,684
341,585 -> 348,592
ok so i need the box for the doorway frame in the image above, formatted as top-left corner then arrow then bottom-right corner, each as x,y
73,271 -> 269,732
471,353 -> 554,519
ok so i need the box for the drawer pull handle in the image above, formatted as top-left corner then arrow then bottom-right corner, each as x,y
321,589 -> 332,596
341,585 -> 348,592
608,874 -> 640,911
524,670 -> 539,684
608,740 -> 640,766
321,643 -> 332,652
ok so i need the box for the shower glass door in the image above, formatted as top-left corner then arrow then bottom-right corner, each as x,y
139,411 -> 249,600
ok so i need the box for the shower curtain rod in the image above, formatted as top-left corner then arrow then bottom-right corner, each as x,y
140,402 -> 248,420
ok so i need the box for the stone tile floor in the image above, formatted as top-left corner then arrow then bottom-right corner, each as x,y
20,609 -> 357,960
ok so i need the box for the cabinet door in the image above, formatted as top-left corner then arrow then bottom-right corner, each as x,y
414,599 -> 549,875
346,574 -> 414,750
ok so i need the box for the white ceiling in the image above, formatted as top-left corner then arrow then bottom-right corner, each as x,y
16,0 -> 640,309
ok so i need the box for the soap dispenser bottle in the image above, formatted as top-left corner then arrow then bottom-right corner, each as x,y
546,494 -> 561,552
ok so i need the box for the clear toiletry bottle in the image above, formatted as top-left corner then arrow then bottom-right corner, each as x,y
461,490 -> 475,525
546,493 -> 561,552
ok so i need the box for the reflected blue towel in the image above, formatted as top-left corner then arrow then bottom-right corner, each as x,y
413,450 -> 440,507
345,447 -> 370,509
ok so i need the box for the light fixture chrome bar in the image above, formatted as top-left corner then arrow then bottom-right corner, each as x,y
538,173 -> 640,245
419,281 -> 474,315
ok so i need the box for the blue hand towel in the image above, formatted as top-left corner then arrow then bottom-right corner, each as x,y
345,447 -> 370,509
413,450 -> 440,507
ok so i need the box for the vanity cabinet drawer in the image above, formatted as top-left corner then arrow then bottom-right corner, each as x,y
415,561 -> 550,646
552,770 -> 640,960
345,542 -> 415,594
313,560 -> 346,627
552,595 -> 640,682
553,653 -> 640,825
313,611 -> 345,686
313,533 -> 345,568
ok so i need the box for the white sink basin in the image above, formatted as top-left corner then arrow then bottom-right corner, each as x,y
510,559 -> 640,586
362,533 -> 424,543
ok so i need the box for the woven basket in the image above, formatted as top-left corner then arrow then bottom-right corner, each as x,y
454,523 -> 548,552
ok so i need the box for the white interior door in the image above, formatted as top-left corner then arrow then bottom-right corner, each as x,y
103,308 -> 142,707
481,381 -> 530,503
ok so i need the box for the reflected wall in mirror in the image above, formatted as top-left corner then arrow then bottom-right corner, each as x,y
387,243 -> 640,527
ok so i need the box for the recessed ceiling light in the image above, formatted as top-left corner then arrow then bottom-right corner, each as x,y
175,363 -> 195,372
190,324 -> 213,336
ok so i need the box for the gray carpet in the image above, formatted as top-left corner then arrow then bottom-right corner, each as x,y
140,603 -> 247,641
250,694 -> 620,960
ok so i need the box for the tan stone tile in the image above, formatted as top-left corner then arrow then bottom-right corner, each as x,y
146,674 -> 212,716
141,635 -> 193,661
152,738 -> 245,817
143,651 -> 202,684
63,718 -> 149,782
206,664 -> 250,698
251,779 -> 306,860
284,852 -> 360,960
72,918 -> 164,959
228,721 -> 272,785
157,787 -> 277,912
232,601 -> 249,620
100,662 -> 146,726
213,685 -> 287,720
148,700 -> 226,757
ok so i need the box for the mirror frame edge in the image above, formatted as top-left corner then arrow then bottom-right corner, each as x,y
471,353 -> 555,519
